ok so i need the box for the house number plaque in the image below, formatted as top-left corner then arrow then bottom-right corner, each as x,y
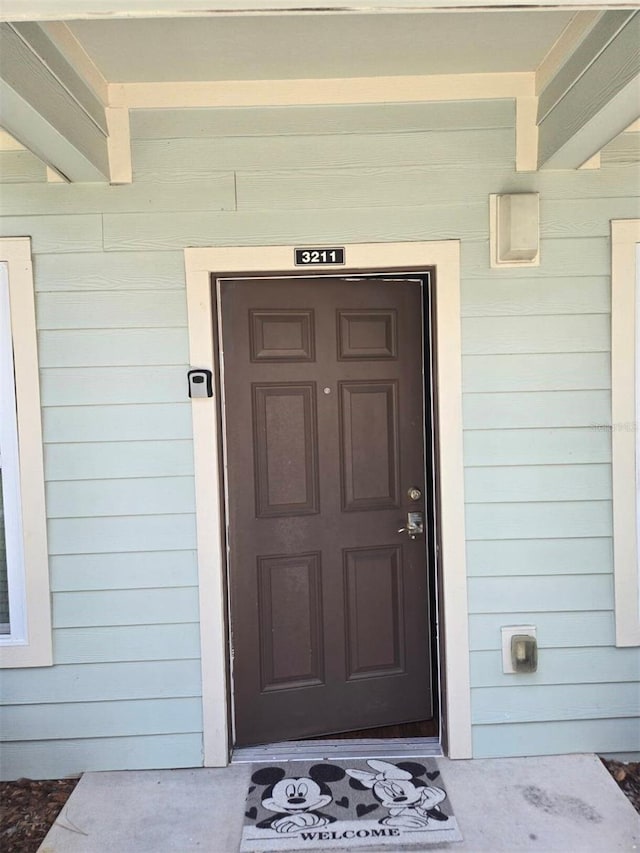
294,247 -> 345,266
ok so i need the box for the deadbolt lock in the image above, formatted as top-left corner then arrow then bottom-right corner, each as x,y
398,511 -> 424,540
407,487 -> 422,501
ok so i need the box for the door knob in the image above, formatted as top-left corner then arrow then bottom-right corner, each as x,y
398,511 -> 424,540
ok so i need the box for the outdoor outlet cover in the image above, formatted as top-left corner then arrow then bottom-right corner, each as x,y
501,625 -> 537,674
511,634 -> 538,673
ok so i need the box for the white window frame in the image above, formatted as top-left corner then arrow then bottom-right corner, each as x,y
0,238 -> 52,667
611,219 -> 640,647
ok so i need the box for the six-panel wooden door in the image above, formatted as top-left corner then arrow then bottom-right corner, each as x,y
219,275 -> 433,745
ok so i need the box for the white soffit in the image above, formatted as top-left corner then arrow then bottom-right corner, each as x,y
66,12 -> 575,83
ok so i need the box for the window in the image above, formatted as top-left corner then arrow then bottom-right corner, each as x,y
0,238 -> 52,667
611,219 -> 640,647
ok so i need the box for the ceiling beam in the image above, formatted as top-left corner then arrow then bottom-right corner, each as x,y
10,22 -> 108,134
535,10 -> 602,94
38,21 -> 109,107
0,22 -> 109,181
0,1 -> 634,22
537,10 -> 640,169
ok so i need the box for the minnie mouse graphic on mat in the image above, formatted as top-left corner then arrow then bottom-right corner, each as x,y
250,764 -> 346,834
346,759 -> 450,830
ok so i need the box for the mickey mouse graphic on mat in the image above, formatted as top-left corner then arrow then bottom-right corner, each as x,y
346,759 -> 450,830
251,764 -> 345,834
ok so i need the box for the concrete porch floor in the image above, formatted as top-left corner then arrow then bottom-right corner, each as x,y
38,754 -> 640,853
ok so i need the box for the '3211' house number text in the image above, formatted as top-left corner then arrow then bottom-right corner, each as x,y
294,247 -> 345,265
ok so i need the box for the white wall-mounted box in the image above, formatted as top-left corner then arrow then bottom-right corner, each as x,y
490,193 -> 540,268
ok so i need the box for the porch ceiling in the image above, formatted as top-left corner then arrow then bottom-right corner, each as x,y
0,6 -> 639,182
66,12 -> 574,82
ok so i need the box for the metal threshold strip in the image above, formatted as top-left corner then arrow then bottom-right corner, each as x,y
232,737 -> 442,764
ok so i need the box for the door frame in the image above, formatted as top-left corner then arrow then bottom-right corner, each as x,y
184,241 -> 472,765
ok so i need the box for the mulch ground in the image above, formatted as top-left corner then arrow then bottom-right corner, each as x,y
0,778 -> 79,853
0,761 -> 638,852
601,758 -> 640,814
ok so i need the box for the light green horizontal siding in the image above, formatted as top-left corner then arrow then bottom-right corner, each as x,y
54,624 -> 201,663
461,277 -> 609,317
463,353 -> 610,392
44,440 -> 194,480
470,647 -> 639,687
37,290 -> 187,329
472,683 -> 639,724
0,734 -> 203,781
1,98 -> 639,775
50,551 -> 198,592
466,537 -> 612,577
35,251 -> 185,292
132,128 -> 514,175
0,175 -> 235,216
43,404 -> 192,443
1,697 -> 203,741
463,391 -> 611,429
463,237 -> 611,278
542,197 -> 639,236
464,428 -> 611,466
469,611 -> 615,650
52,587 -> 198,628
101,212 -> 635,253
48,515 -> 196,556
1,660 -> 201,704
47,476 -> 195,518
465,464 -> 611,503
236,164 -> 640,210
462,315 -> 610,354
601,752 -> 640,761
39,329 -> 189,367
467,574 -> 613,613
41,366 -> 187,406
102,204 -> 489,251
53,587 -> 198,628
0,149 -> 47,182
0,214 -> 102,253
601,131 -> 640,165
130,101 -> 516,138
472,718 -> 640,759
465,501 -> 612,540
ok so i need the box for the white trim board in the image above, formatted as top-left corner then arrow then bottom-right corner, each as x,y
0,2 -> 630,22
611,219 -> 640,647
0,262 -> 25,645
184,240 -> 471,767
0,238 -> 52,668
109,73 -> 534,109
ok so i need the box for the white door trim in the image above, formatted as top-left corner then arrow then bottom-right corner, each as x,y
184,240 -> 472,765
611,219 -> 640,647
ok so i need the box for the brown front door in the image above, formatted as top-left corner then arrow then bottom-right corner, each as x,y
219,274 -> 434,746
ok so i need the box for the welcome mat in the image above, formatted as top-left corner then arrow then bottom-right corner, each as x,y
240,758 -> 463,851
